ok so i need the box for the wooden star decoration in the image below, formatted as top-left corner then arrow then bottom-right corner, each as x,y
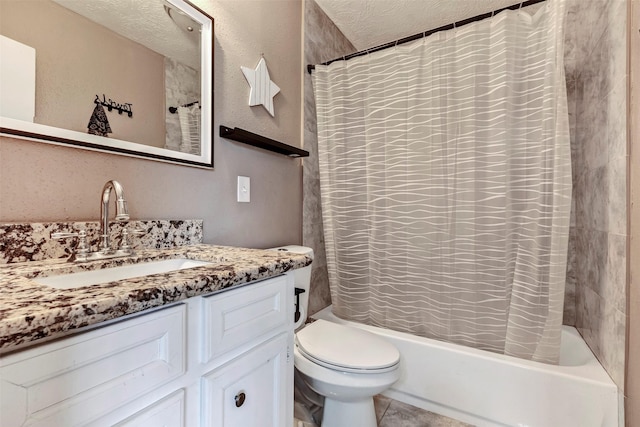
241,57 -> 280,117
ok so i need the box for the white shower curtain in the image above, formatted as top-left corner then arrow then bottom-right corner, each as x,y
313,0 -> 570,363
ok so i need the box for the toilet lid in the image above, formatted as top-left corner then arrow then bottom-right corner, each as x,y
296,320 -> 400,373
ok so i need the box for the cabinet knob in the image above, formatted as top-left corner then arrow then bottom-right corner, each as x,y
235,391 -> 246,407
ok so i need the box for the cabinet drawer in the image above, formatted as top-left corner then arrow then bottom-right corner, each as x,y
202,275 -> 290,363
0,304 -> 185,427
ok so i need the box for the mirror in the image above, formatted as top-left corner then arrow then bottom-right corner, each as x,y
0,0 -> 213,168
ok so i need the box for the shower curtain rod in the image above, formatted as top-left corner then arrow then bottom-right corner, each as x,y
307,0 -> 546,74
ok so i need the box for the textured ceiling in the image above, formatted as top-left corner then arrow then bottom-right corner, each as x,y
52,0 -> 201,69
314,0 -> 540,50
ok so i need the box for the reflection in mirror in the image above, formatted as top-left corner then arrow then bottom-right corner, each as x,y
0,0 -> 213,168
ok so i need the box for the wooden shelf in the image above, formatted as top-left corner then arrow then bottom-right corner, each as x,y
219,126 -> 309,158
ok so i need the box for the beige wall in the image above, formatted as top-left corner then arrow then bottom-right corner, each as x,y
627,1 -> 639,425
0,0 -> 166,147
0,0 -> 303,249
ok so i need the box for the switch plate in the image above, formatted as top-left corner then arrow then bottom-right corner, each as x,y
237,176 -> 250,202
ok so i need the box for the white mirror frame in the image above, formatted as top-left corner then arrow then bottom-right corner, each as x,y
0,0 -> 214,169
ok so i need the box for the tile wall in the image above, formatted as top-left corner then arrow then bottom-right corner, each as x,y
302,0 -> 355,316
564,0 -> 628,389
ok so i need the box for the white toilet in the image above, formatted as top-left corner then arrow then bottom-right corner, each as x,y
270,246 -> 400,427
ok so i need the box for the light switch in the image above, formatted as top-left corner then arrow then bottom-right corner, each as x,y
237,176 -> 250,202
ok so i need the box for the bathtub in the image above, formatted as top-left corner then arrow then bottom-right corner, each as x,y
313,306 -> 620,427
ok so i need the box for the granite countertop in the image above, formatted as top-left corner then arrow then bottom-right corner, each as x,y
0,244 -> 312,354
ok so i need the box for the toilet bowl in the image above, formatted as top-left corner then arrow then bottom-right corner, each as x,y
294,318 -> 400,427
269,246 -> 400,427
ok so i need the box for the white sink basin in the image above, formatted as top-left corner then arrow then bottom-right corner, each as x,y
34,258 -> 213,289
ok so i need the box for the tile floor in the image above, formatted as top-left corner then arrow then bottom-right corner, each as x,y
294,394 -> 473,427
374,395 -> 474,427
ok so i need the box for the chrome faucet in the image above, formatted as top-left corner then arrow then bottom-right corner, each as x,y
52,180 -> 143,262
99,180 -> 129,253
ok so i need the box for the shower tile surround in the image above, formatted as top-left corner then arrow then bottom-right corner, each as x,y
564,0 -> 628,389
303,0 -> 629,393
164,58 -> 200,152
303,0 -> 356,316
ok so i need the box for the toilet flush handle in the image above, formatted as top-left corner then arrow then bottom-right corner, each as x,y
294,288 -> 306,323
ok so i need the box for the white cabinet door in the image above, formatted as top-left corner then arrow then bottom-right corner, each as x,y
201,333 -> 290,427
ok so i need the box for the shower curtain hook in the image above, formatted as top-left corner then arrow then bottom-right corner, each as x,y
519,1 -> 524,10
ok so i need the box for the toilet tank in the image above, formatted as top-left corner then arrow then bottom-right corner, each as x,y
268,245 -> 313,327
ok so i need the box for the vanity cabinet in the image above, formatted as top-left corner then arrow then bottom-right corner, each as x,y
0,274 -> 294,427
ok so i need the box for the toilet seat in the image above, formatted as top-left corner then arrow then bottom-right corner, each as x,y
296,320 -> 400,373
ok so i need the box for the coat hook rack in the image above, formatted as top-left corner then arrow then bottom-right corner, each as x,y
94,94 -> 133,117
169,100 -> 200,114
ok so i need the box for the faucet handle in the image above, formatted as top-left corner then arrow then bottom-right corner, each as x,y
52,230 -> 91,261
51,232 -> 79,240
119,226 -> 145,251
